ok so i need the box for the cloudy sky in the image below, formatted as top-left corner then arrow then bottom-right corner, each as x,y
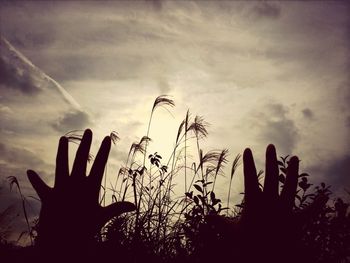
0,1 -> 349,243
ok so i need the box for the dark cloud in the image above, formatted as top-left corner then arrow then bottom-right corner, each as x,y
0,143 -> 47,170
0,38 -> 41,94
308,154 -> 350,196
262,122 -> 298,155
322,155 -> 350,195
52,110 -> 92,133
0,142 -> 51,242
0,142 -> 52,193
0,37 -> 87,117
158,78 -> 171,94
0,2 -> 183,83
302,108 -> 314,120
251,103 -> 299,155
0,178 -> 40,243
251,2 -> 281,20
0,180 -> 22,213
39,54 -> 153,82
346,116 -> 350,127
146,0 -> 163,11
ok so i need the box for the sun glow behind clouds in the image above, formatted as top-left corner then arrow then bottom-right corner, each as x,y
0,1 -> 349,243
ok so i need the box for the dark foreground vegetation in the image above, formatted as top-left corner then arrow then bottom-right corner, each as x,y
1,96 -> 349,263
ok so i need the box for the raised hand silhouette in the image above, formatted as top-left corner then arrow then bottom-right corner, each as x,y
239,145 -> 300,262
204,144 -> 327,263
27,129 -> 135,258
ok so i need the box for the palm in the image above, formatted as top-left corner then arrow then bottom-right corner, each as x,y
27,129 -> 135,253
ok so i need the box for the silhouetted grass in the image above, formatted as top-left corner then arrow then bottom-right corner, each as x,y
1,96 -> 349,263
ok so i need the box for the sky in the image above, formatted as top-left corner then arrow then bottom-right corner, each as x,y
0,1 -> 349,243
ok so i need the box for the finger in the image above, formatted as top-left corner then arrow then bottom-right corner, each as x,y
101,201 -> 136,223
27,170 -> 51,200
55,136 -> 69,188
280,156 -> 299,210
243,148 -> 261,206
89,136 -> 111,195
71,129 -> 92,179
263,144 -> 279,201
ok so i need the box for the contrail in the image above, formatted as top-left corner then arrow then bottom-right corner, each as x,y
1,36 -> 82,110
43,74 -> 82,110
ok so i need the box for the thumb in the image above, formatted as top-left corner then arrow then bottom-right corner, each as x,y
101,201 -> 136,223
27,169 -> 51,200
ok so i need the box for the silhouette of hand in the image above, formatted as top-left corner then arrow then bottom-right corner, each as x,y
237,144 -> 328,262
27,129 -> 135,253
239,144 -> 299,262
206,144 -> 326,263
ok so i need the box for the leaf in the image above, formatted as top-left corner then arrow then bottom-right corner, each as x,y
195,179 -> 205,184
185,191 -> 193,199
281,155 -> 289,162
193,184 -> 203,193
198,195 -> 205,204
203,182 -> 213,187
161,166 -> 168,173
279,174 -> 285,183
193,196 -> 199,205
207,204 -> 215,211
139,166 -> 146,175
212,198 -> 221,206
218,205 -> 229,213
277,161 -> 284,166
210,191 -> 216,201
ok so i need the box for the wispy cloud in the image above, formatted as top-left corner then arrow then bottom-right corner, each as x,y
1,37 -> 83,109
0,0 -> 349,242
